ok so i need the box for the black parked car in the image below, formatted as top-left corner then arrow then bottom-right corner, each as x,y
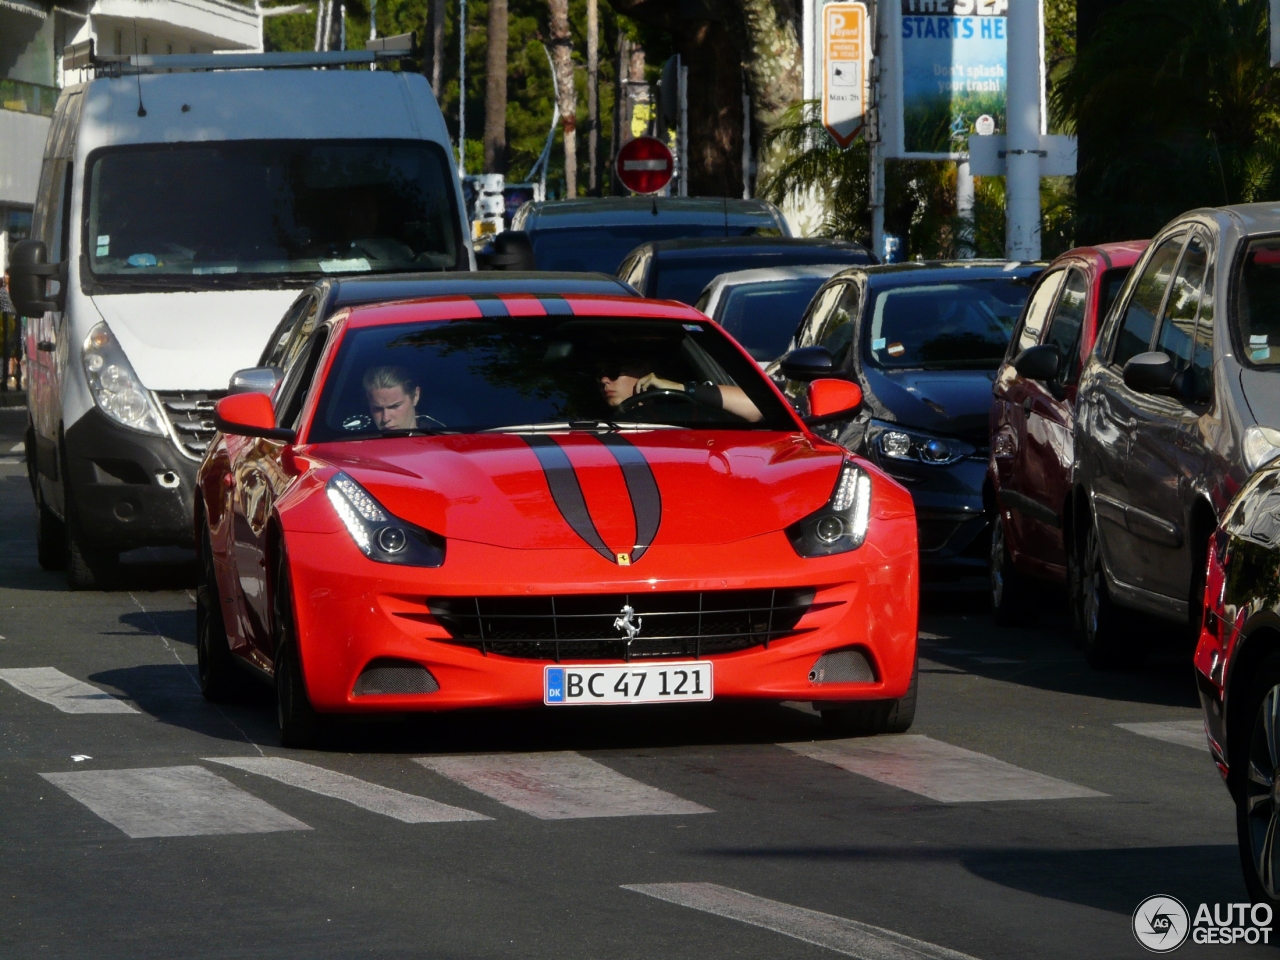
510,197 -> 791,274
768,260 -> 1043,582
1071,205 -> 1280,667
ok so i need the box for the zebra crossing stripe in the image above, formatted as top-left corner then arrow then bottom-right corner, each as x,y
204,756 -> 490,823
414,751 -> 712,820
783,735 -> 1105,803
0,667 -> 138,714
623,882 -> 981,960
40,765 -> 311,838
1115,720 -> 1207,750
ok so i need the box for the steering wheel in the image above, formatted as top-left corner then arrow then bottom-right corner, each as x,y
616,388 -> 700,416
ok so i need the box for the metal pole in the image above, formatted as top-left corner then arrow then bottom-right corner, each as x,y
339,2 -> 345,51
368,0 -> 376,69
869,0 -> 884,257
313,0 -> 324,51
458,0 -> 467,177
955,159 -> 974,258
1005,0 -> 1041,260
742,83 -> 751,200
678,58 -> 688,197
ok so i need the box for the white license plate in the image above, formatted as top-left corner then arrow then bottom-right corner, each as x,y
544,662 -> 713,705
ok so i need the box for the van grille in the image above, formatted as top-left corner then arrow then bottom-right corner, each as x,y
155,391 -> 225,459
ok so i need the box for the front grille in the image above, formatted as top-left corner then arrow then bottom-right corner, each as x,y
155,391 -> 226,459
428,588 -> 818,661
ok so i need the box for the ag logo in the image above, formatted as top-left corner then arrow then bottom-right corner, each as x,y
1133,895 -> 1190,953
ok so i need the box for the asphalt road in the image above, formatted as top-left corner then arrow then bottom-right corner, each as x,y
0,405 -> 1264,959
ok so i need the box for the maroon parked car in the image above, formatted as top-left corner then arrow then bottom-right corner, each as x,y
987,241 -> 1148,623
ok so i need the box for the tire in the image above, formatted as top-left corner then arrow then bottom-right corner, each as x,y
273,557 -> 320,748
64,509 -> 119,591
1235,652 -> 1280,915
821,660 -> 917,736
196,530 -> 241,702
1073,514 -> 1145,669
35,494 -> 66,571
990,512 -> 1035,627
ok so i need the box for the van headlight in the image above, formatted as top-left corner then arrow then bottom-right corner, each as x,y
787,461 -> 872,557
81,321 -> 164,434
326,471 -> 445,567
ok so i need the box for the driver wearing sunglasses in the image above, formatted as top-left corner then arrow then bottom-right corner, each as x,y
596,357 -> 763,422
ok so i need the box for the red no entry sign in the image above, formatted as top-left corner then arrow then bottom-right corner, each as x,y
615,136 -> 674,195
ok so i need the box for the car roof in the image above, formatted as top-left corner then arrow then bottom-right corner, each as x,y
646,237 -> 872,259
705,263 -> 855,290
830,259 -> 1044,286
517,196 -> 784,230
1051,240 -> 1149,269
342,294 -> 707,329
330,271 -> 637,308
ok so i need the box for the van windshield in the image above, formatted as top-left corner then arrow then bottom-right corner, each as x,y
85,139 -> 463,290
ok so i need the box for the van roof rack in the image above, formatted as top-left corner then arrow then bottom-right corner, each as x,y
63,33 -> 416,76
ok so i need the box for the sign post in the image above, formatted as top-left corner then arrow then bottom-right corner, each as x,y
821,2 -> 869,148
615,136 -> 674,195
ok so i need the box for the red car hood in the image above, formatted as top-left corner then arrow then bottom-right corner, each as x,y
308,430 -> 843,554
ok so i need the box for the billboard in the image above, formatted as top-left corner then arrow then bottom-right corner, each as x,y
899,0 -> 1007,156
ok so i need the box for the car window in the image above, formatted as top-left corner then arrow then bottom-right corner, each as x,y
262,296 -> 315,368
617,251 -> 649,291
797,283 -> 847,349
1234,237 -> 1280,366
866,279 -> 1030,371
716,277 -> 831,362
533,226 -> 729,273
1113,234 -> 1184,368
1097,266 -> 1133,327
1155,235 -> 1208,374
816,284 -> 862,369
1013,269 -> 1065,356
1191,249 -> 1214,403
276,327 -> 332,429
1043,269 -> 1088,384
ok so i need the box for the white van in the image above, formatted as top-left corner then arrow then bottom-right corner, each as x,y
9,42 -> 472,588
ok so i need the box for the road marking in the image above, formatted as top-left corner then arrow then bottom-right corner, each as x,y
415,751 -> 712,820
0,667 -> 139,714
204,756 -> 491,823
40,765 -> 311,838
623,882 -> 980,960
783,735 -> 1105,803
1116,720 -> 1206,750
7,442 -> 22,453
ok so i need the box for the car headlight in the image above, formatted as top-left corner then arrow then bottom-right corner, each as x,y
1244,425 -> 1280,472
325,471 -> 445,567
867,419 -> 975,467
787,461 -> 873,557
81,321 -> 165,435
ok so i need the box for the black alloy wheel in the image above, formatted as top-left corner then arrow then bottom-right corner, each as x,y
990,512 -> 1034,627
1074,514 -> 1145,669
196,529 -> 241,702
1238,656 -> 1280,914
820,659 -> 917,736
273,554 -> 320,748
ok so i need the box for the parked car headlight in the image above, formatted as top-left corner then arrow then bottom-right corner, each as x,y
325,471 -> 445,567
867,419 -> 975,467
1244,425 -> 1280,472
787,461 -> 873,557
81,321 -> 164,435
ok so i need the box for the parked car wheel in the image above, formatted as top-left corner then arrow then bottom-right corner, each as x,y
1074,513 -> 1146,668
990,513 -> 1035,627
273,555 -> 320,748
35,493 -> 66,572
64,505 -> 118,591
196,530 -> 242,702
821,661 -> 917,736
1237,652 -> 1280,913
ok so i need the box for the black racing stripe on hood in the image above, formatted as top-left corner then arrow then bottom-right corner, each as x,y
471,294 -> 511,317
522,435 -> 614,561
596,433 -> 662,561
537,295 -> 574,316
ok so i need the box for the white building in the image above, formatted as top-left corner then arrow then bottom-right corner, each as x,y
0,0 -> 262,272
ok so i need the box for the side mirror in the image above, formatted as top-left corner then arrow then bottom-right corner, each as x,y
213,393 -> 296,442
478,231 -> 536,271
228,366 -> 283,396
1123,351 -> 1177,395
778,346 -> 835,382
804,378 -> 862,425
8,239 -> 64,317
1012,343 -> 1059,382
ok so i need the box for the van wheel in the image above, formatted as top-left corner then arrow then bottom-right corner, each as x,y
65,513 -> 119,591
1074,516 -> 1145,669
1236,653 -> 1280,914
196,530 -> 241,702
820,661 -> 917,736
273,557 -> 320,748
990,513 -> 1034,627
35,495 -> 66,571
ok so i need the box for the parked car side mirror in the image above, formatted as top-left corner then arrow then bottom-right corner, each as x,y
1123,351 -> 1177,395
778,346 -> 835,382
804,378 -> 863,426
8,239 -> 64,317
228,366 -> 283,396
214,393 -> 296,443
1012,343 -> 1059,382
477,231 -> 536,271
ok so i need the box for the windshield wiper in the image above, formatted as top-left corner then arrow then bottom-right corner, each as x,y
376,427 -> 448,437
482,420 -> 684,434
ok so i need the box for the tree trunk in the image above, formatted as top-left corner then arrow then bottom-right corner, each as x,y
548,0 -> 577,197
736,0 -> 801,184
431,0 -> 445,96
484,0 -> 508,172
587,0 -> 599,193
610,31 -> 628,193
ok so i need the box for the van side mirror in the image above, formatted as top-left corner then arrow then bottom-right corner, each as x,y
778,346 -> 835,382
478,231 -> 536,271
1013,343 -> 1059,382
228,366 -> 283,396
1123,351 -> 1177,395
804,378 -> 863,426
8,239 -> 64,317
214,393 -> 296,443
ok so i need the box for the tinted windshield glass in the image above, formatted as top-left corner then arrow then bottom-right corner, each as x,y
309,317 -> 797,441
655,253 -> 863,305
531,225 -> 737,273
86,140 -> 461,290
717,278 -> 828,362
865,280 -> 1030,370
1237,239 -> 1280,366
1098,267 -> 1133,325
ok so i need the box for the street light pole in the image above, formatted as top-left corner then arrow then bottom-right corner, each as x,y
1005,0 -> 1041,260
458,0 -> 467,177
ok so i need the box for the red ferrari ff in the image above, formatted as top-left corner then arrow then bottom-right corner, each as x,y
197,293 -> 919,746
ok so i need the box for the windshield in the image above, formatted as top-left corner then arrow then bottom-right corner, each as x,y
1237,239 -> 1280,366
85,139 -> 462,290
716,278 -> 828,362
864,280 -> 1030,370
654,252 -> 863,305
531,225 -> 747,274
309,317 -> 797,442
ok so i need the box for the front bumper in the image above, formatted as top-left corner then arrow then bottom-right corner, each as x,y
869,455 -> 988,577
281,516 -> 919,714
63,407 -> 198,550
